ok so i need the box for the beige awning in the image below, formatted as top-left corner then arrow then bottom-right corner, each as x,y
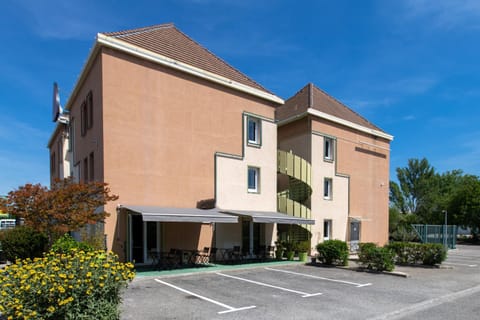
221,209 -> 315,225
119,205 -> 238,223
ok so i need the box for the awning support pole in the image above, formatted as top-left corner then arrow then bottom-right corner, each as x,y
249,221 -> 254,256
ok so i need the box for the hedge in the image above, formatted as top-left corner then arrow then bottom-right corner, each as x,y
386,242 -> 447,266
358,243 -> 395,272
316,240 -> 349,266
0,226 -> 48,262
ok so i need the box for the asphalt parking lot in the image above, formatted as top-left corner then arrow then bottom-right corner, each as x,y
121,245 -> 480,320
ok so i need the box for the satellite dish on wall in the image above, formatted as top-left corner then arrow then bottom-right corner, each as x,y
52,82 -> 62,122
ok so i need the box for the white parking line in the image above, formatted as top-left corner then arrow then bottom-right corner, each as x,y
368,283 -> 480,320
265,267 -> 372,287
443,262 -> 478,267
154,279 -> 256,314
447,255 -> 480,262
215,272 -> 323,298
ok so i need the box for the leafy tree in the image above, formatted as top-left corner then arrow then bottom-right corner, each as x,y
425,170 -> 464,224
448,175 -> 480,239
390,158 -> 436,218
389,158 -> 467,225
0,178 -> 118,244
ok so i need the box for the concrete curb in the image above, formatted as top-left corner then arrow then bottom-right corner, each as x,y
309,260 -> 411,278
135,260 -> 305,280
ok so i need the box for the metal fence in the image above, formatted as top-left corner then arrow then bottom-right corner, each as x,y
411,224 -> 457,249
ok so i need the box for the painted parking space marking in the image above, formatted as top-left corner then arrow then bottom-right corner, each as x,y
265,267 -> 372,288
215,272 -> 323,298
443,262 -> 478,267
154,279 -> 256,314
447,254 -> 480,261
368,283 -> 480,320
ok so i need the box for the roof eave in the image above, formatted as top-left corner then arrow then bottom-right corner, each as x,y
307,108 -> 394,141
47,38 -> 101,146
96,33 -> 284,105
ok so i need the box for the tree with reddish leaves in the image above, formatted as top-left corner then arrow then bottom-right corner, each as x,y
0,178 -> 118,244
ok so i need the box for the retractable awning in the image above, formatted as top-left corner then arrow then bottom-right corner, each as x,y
119,205 -> 238,223
221,209 -> 315,225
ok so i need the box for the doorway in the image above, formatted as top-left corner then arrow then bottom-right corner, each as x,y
349,221 -> 360,252
242,219 -> 262,255
129,215 -> 161,264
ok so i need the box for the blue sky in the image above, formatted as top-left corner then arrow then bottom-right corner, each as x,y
1,0 -> 480,194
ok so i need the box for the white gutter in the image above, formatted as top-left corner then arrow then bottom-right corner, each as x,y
307,108 -> 394,141
96,33 -> 284,105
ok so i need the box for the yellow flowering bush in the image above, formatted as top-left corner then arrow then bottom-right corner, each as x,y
0,249 -> 135,319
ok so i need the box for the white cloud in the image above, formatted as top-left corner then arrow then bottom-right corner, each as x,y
438,131 -> 480,176
0,115 -> 50,194
338,75 -> 437,112
15,0 -> 117,39
0,115 -> 50,148
402,115 -> 416,121
403,0 -> 480,30
0,152 -> 49,195
387,76 -> 438,95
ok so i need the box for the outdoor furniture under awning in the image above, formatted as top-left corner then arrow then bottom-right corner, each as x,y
119,205 -> 238,223
220,209 -> 315,225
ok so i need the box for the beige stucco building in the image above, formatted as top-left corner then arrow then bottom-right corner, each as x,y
276,84 -> 393,249
48,23 -> 392,263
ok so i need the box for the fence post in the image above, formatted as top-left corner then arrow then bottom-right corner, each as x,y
424,225 -> 427,244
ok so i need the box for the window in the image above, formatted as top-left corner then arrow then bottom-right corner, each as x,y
247,167 -> 260,193
57,140 -> 62,164
50,152 -> 56,175
324,137 -> 334,161
89,152 -> 94,182
324,220 -> 332,240
247,117 -> 261,146
80,91 -> 94,136
81,101 -> 87,136
324,178 -> 332,199
83,157 -> 88,182
87,91 -> 93,129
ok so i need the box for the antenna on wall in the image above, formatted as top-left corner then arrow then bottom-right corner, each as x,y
52,82 -> 69,124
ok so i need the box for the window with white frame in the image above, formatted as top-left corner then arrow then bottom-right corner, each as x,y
247,116 -> 261,146
247,166 -> 260,193
324,178 -> 332,199
324,137 -> 334,161
324,220 -> 332,240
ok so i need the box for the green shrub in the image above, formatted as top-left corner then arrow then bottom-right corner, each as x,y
0,226 -> 48,261
386,242 -> 409,264
421,243 -> 447,265
0,249 -> 135,319
387,242 -> 447,266
50,233 -> 94,254
358,243 -> 395,272
295,240 -> 311,253
316,239 -> 349,266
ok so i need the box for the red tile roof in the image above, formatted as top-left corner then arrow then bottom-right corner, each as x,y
100,23 -> 273,95
277,83 -> 385,132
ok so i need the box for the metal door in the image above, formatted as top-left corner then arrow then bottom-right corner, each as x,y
349,221 -> 360,252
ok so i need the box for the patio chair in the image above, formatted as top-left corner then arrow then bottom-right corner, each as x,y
164,248 -> 180,269
194,247 -> 210,264
208,247 -> 218,263
256,245 -> 267,261
231,246 -> 243,263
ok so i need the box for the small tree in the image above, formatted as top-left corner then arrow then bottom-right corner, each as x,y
0,178 -> 118,244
